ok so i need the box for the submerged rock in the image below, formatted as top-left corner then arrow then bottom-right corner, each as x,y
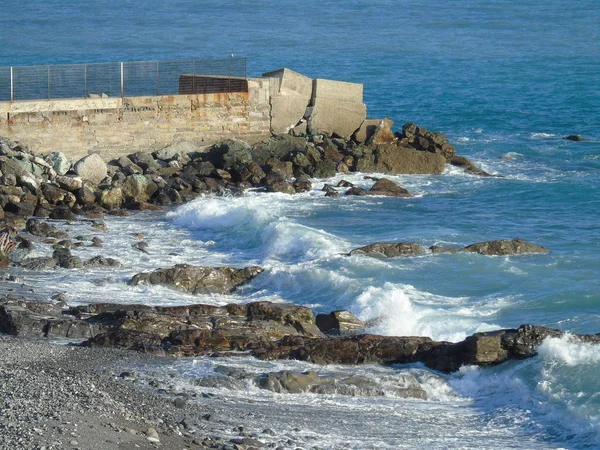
130,264 -> 264,295
448,155 -> 493,176
366,178 -> 411,197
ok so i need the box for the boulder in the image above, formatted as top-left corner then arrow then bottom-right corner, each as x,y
316,310 -> 364,335
43,152 -> 71,175
401,123 -> 456,159
99,187 -> 124,210
130,264 -> 264,295
73,154 -> 107,184
349,242 -> 425,258
25,218 -> 65,238
366,118 -> 396,146
564,135 -> 584,142
367,178 -> 411,197
448,155 -> 492,177
374,145 -> 446,174
121,174 -> 155,203
462,238 -> 549,255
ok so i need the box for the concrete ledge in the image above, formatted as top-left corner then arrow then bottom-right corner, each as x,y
312,78 -> 363,103
0,98 -> 122,115
262,68 -> 313,99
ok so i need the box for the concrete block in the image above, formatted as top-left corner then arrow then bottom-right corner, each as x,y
312,78 -> 363,103
308,98 -> 366,138
270,95 -> 310,134
262,68 -> 313,99
353,119 -> 384,143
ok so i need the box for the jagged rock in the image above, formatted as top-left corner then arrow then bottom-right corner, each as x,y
448,155 -> 492,176
121,174 -> 156,203
54,175 -> 83,191
349,242 -> 425,258
366,118 -> 396,146
429,245 -> 460,254
84,329 -> 163,351
128,152 -> 159,173
25,218 -> 66,238
130,264 -> 264,295
49,206 -> 77,221
367,178 -> 411,197
99,187 -> 123,210
43,152 -> 71,175
401,123 -> 456,159
19,257 -> 58,270
316,310 -> 364,335
462,238 -> 549,256
73,154 -> 107,184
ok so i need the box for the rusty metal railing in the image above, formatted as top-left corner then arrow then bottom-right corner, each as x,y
0,57 -> 247,102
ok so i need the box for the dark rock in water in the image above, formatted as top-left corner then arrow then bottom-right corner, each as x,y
337,180 -> 354,188
130,264 -> 264,295
349,242 -> 425,258
429,245 -> 460,254
564,134 -> 584,142
25,219 -> 67,239
19,256 -> 58,271
316,310 -> 364,335
367,178 -> 411,197
84,255 -> 122,268
325,190 -> 340,198
420,325 -> 600,373
462,238 -> 549,255
345,187 -> 368,196
246,301 -> 323,338
52,248 -> 83,269
448,155 -> 493,177
49,206 -> 77,221
266,181 -> 296,194
255,369 -> 428,399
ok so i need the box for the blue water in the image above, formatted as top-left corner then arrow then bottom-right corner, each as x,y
2,1 -> 599,448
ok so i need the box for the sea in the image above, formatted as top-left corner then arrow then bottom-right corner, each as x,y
1,1 -> 599,449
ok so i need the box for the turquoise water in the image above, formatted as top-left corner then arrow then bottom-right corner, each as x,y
2,1 -> 599,448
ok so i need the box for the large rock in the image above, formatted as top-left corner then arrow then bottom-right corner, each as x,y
349,242 -> 425,258
316,310 -> 364,335
448,155 -> 492,177
367,178 -> 411,197
73,154 -> 107,184
401,123 -> 456,159
462,238 -> 549,255
374,145 -> 446,174
43,152 -> 71,175
130,264 -> 264,295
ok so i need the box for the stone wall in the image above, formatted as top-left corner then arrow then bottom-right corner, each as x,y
0,70 -> 366,160
0,78 -> 273,160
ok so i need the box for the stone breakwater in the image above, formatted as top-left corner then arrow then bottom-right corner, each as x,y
2,298 -> 599,374
0,121 -> 492,228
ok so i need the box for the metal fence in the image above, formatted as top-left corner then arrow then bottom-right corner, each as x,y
0,57 -> 247,102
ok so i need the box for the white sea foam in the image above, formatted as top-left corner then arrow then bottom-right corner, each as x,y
530,132 -> 556,139
354,283 -> 501,342
537,334 -> 600,366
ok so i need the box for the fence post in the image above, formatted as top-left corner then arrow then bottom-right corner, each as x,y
120,62 -> 124,98
10,67 -> 13,102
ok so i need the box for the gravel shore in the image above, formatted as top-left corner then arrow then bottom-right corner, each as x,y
0,337 -> 226,450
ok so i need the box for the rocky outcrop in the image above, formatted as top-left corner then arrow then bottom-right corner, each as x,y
316,310 -> 365,335
448,155 -> 493,177
350,238 -> 548,258
349,242 -> 426,258
1,298 -> 597,373
366,178 -> 411,197
462,238 -> 549,255
129,264 -> 264,295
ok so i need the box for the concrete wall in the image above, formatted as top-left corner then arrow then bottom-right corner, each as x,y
0,70 -> 367,160
0,78 -> 272,160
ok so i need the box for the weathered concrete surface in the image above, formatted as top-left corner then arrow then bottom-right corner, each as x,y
0,82 -> 271,160
269,96 -> 309,134
263,68 -> 313,98
308,99 -> 367,139
311,78 -> 364,103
